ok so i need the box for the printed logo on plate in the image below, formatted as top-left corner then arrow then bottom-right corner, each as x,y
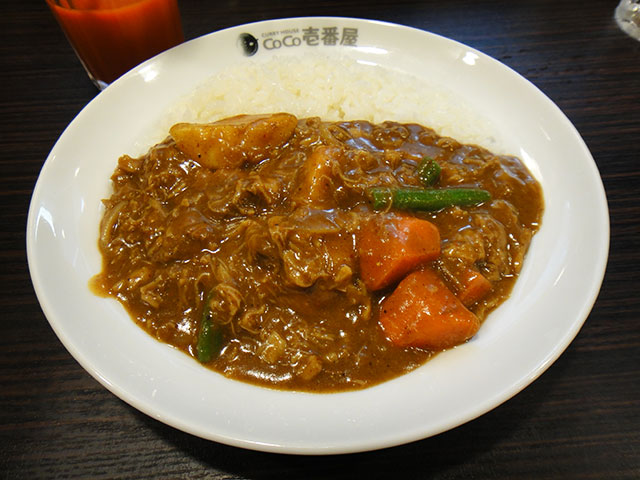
238,26 -> 359,56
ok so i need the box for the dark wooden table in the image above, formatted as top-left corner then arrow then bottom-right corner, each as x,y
2,0 -> 639,478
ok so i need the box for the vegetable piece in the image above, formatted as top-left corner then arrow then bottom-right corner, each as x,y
379,268 -> 480,350
170,113 -> 298,170
358,215 -> 440,291
292,145 -> 340,208
368,187 -> 491,211
196,290 -> 224,363
417,157 -> 441,186
456,268 -> 492,307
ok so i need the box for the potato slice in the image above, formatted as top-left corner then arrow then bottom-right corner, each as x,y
169,113 -> 298,169
292,145 -> 342,208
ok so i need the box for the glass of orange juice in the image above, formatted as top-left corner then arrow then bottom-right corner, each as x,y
46,0 -> 184,90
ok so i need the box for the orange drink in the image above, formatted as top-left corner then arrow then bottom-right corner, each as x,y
46,0 -> 184,89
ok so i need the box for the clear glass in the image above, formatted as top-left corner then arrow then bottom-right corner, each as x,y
615,0 -> 640,40
46,0 -> 184,90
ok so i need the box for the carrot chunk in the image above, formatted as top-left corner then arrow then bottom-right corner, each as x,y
379,268 -> 480,350
457,268 -> 492,307
358,215 -> 440,291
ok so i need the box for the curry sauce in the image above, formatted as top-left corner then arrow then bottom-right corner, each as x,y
92,114 -> 543,392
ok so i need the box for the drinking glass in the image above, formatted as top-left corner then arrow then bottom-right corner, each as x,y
615,0 -> 640,40
46,0 -> 184,90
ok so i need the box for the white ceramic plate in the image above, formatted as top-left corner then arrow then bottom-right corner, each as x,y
27,17 -> 609,454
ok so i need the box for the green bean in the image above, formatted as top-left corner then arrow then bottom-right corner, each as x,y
196,290 -> 224,363
417,157 -> 441,186
368,187 -> 491,211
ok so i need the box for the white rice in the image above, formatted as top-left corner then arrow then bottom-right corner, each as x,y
156,52 -> 504,153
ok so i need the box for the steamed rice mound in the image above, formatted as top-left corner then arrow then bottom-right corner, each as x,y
159,53 -> 503,153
